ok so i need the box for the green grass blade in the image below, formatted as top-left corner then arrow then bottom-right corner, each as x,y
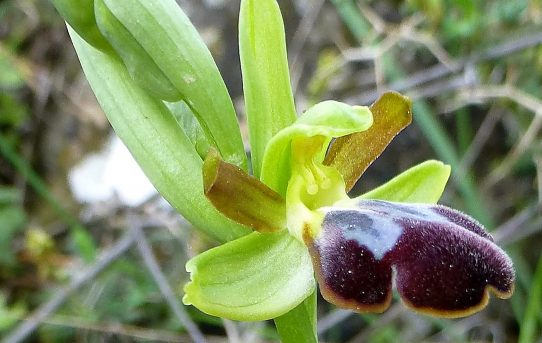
328,0 -> 370,42
455,108 -> 473,155
518,254 -> 542,343
413,101 -> 493,227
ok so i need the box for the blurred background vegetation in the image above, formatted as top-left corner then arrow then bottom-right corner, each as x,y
1,0 -> 542,342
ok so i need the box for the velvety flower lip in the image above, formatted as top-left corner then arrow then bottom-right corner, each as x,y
306,200 -> 515,318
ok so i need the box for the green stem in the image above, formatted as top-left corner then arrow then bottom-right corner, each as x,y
518,254 -> 542,343
274,291 -> 318,343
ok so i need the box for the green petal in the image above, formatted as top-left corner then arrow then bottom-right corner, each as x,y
357,160 -> 451,204
183,231 -> 315,321
261,101 -> 373,196
239,0 -> 297,178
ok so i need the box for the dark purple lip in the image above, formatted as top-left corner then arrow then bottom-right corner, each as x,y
306,200 -> 515,317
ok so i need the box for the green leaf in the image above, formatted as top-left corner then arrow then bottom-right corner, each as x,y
165,101 -> 211,160
274,291 -> 318,343
358,160 -> 451,204
239,0 -> 297,178
261,101 -> 373,196
49,0 -> 110,51
69,28 -> 250,243
96,0 -> 247,169
183,231 -> 315,321
94,0 -> 181,101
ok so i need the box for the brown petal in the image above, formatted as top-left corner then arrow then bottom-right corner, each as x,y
323,92 -> 412,192
306,200 -> 515,317
203,149 -> 286,232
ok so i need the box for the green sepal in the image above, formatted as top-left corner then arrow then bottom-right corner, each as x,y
261,101 -> 373,196
69,28 -> 250,243
183,231 -> 315,321
94,0 -> 182,101
239,0 -> 297,178
96,0 -> 247,169
50,0 -> 110,51
357,160 -> 451,204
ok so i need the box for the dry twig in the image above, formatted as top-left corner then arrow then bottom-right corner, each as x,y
355,31 -> 542,103
32,315 -> 207,343
2,231 -> 136,343
132,220 -> 206,343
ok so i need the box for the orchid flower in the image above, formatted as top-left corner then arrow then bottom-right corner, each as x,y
183,92 -> 515,321
52,0 -> 515,339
